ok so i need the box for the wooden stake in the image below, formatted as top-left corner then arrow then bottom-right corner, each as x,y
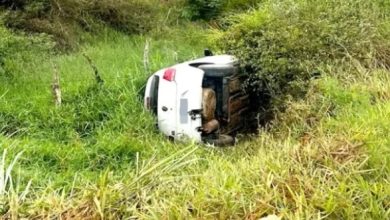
52,64 -> 62,107
144,39 -> 150,74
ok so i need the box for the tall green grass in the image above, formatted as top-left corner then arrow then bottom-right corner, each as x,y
0,1 -> 389,219
0,27 -> 206,189
0,28 -> 389,218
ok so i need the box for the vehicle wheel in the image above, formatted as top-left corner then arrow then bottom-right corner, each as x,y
198,64 -> 237,77
205,134 -> 235,147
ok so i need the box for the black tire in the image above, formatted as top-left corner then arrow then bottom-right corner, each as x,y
205,134 -> 235,147
198,64 -> 237,78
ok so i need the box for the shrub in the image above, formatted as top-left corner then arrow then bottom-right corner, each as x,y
212,0 -> 390,120
184,0 -> 259,20
185,0 -> 225,20
0,21 -> 53,78
225,0 -> 259,11
1,0 -> 160,49
88,0 -> 157,34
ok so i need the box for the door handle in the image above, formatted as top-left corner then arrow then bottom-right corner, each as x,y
162,106 -> 168,112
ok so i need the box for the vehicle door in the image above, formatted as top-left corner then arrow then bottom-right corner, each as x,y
174,65 -> 204,142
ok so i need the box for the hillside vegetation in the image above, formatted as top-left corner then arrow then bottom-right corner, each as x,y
0,0 -> 389,219
1,0 -> 179,48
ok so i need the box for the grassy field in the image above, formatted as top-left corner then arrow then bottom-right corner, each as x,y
1,5 -> 390,220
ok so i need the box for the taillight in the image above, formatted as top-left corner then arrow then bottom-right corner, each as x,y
163,68 -> 176,81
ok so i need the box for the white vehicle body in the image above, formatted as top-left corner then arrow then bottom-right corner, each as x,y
144,55 -> 237,142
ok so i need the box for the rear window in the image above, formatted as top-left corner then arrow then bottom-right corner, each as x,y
150,75 -> 159,115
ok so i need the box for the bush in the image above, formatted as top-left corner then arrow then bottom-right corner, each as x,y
89,0 -> 157,34
225,0 -> 259,11
185,0 -> 225,20
212,0 -> 390,120
0,21 -> 53,78
185,0 -> 258,20
1,0 -> 160,49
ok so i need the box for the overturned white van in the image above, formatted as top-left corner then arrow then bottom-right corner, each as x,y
144,54 -> 251,146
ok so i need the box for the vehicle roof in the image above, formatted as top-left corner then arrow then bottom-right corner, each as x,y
152,55 -> 237,77
185,55 -> 237,66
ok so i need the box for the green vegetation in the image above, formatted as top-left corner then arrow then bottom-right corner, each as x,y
1,0 -> 182,49
0,0 -> 389,219
211,0 -> 390,121
0,22 -> 53,78
185,0 -> 258,20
